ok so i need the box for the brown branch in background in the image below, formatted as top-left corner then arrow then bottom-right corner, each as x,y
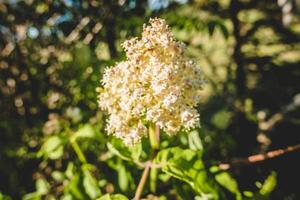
219,143 -> 300,170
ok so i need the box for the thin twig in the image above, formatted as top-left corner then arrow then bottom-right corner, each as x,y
133,161 -> 151,200
218,143 -> 300,170
133,126 -> 160,200
133,160 -> 165,169
133,151 -> 159,199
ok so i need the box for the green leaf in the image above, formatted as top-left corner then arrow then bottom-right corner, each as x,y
217,22 -> 229,39
194,194 -> 216,200
73,42 -> 92,68
65,162 -> 75,179
207,21 -> 217,36
0,192 -> 11,200
39,136 -> 64,160
107,138 -> 142,164
155,147 -> 218,198
118,165 -> 128,191
213,170 -> 242,200
36,178 -> 50,195
22,192 -> 41,200
243,191 -> 254,198
107,142 -> 131,161
60,194 -> 73,200
83,169 -> 102,199
107,139 -> 141,162
211,110 -> 231,130
110,194 -> 128,200
23,179 -> 51,200
73,124 -> 95,140
51,171 -> 66,182
129,143 -> 142,161
97,194 -> 128,200
259,172 -> 277,196
68,174 -> 85,199
188,130 -> 203,151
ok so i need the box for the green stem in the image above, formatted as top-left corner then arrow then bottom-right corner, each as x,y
149,123 -> 160,150
150,167 -> 158,192
70,138 -> 87,163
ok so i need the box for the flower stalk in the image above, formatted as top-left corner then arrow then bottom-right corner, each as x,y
149,123 -> 160,150
133,162 -> 151,200
134,125 -> 160,200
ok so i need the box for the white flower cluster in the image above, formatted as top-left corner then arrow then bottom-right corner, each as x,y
98,18 -> 205,145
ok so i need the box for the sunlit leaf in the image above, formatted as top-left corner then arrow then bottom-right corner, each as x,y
129,143 -> 142,161
60,194 -> 73,200
38,136 -> 64,160
118,165 -> 128,192
97,194 -> 128,200
65,162 -> 75,179
22,192 -> 41,200
188,130 -> 203,151
36,179 -> 50,195
22,179 -> 49,200
107,139 -> 143,163
0,192 -> 11,200
83,169 -> 102,199
155,147 -> 218,198
213,168 -> 242,200
243,191 -> 254,198
107,142 -> 131,161
68,174 -> 85,199
73,124 -> 96,139
259,172 -> 277,196
51,171 -> 65,182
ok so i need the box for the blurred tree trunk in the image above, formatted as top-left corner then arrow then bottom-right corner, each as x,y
104,19 -> 118,59
230,0 -> 246,98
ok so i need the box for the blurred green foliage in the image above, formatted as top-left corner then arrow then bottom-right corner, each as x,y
1,0 -> 300,199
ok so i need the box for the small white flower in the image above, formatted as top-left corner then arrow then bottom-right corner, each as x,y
163,93 -> 178,107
